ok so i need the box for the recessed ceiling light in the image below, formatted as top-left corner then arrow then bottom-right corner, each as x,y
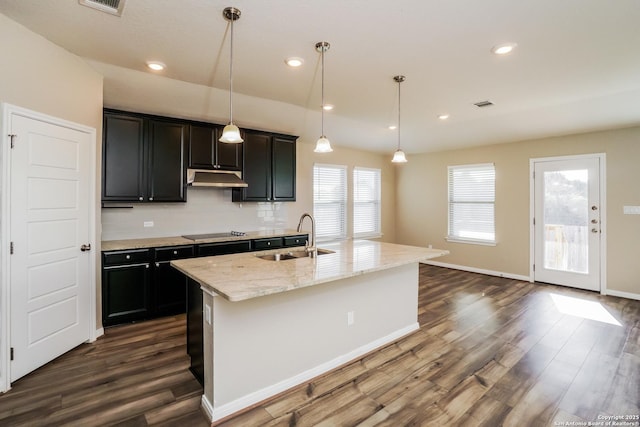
438,114 -> 450,120
285,57 -> 304,67
322,104 -> 334,111
491,43 -> 517,55
388,125 -> 397,130
146,61 -> 166,71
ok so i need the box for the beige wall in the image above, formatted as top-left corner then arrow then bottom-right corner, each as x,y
0,13 -> 104,370
296,141 -> 397,243
395,126 -> 640,296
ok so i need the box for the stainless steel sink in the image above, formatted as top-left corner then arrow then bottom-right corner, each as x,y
257,248 -> 334,261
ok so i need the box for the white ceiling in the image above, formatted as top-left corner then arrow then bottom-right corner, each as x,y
2,0 -> 640,154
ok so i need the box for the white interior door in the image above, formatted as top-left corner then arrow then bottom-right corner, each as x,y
9,113 -> 92,382
533,156 -> 602,291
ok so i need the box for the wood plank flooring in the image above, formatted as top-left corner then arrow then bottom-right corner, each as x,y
1,265 -> 638,426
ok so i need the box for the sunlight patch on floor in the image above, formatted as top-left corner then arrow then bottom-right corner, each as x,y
550,293 -> 622,326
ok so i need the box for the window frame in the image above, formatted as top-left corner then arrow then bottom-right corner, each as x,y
353,167 -> 382,239
313,163 -> 348,242
447,163 -> 496,246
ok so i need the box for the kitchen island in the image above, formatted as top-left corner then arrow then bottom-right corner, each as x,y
171,239 -> 448,422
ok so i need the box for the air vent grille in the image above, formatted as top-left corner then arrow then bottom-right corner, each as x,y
79,0 -> 125,16
474,100 -> 494,108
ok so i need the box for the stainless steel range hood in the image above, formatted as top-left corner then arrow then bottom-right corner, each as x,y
187,169 -> 248,188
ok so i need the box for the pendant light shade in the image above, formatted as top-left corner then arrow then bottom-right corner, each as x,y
314,41 -> 333,153
391,75 -> 408,163
392,149 -> 407,163
219,7 -> 243,144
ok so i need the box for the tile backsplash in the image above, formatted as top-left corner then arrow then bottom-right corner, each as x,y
101,187 -> 289,240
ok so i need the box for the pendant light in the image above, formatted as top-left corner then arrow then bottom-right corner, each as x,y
219,7 -> 243,143
314,41 -> 333,153
391,75 -> 408,163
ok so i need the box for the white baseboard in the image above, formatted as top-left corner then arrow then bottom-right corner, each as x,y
95,327 -> 104,339
425,261 -> 640,302
604,289 -> 640,301
423,260 -> 531,282
206,322 -> 420,422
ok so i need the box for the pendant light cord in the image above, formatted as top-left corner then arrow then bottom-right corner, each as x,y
229,16 -> 234,123
321,46 -> 325,137
397,79 -> 401,150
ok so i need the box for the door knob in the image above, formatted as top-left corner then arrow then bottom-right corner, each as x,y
81,244 -> 91,252
591,206 -> 598,210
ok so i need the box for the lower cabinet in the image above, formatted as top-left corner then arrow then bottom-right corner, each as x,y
187,278 -> 204,385
102,249 -> 152,327
154,245 -> 195,317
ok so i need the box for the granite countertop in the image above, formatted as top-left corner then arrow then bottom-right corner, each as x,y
101,229 -> 305,251
171,240 -> 449,302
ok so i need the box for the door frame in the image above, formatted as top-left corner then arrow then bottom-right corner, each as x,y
529,153 -> 607,294
0,103 -> 98,393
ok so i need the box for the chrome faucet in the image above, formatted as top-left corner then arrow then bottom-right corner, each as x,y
296,213 -> 317,257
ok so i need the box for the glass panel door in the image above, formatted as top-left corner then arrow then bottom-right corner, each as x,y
534,157 -> 601,291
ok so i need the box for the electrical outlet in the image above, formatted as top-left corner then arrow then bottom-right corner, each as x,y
205,304 -> 212,325
143,221 -> 154,227
347,311 -> 355,326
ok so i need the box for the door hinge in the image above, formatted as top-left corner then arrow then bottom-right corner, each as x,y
533,264 -> 536,272
8,134 -> 16,149
10,241 -> 14,254
533,217 -> 535,226
10,347 -> 14,361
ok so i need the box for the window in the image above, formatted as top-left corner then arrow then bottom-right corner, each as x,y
447,163 -> 495,244
353,167 -> 381,239
313,164 -> 347,241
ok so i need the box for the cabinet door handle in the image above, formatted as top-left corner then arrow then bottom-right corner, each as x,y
155,262 -> 160,267
139,196 -> 144,201
149,197 -> 154,201
126,255 -> 131,260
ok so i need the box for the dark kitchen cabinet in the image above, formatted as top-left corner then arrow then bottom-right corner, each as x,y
102,113 -> 145,201
147,119 -> 188,202
102,249 -> 152,326
154,245 -> 194,317
232,131 -> 297,202
283,234 -> 308,247
187,278 -> 204,385
102,110 -> 188,203
189,124 -> 242,171
272,136 -> 296,200
252,237 -> 284,250
197,240 -> 252,256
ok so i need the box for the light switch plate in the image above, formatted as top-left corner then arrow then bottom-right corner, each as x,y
623,206 -> 640,215
143,221 -> 154,227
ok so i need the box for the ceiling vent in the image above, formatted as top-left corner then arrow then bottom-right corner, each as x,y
474,100 -> 494,108
79,0 -> 125,16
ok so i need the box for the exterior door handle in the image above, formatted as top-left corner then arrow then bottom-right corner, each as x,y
81,244 -> 91,252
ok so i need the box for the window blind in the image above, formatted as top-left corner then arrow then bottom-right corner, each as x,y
353,167 -> 381,238
448,163 -> 496,243
313,164 -> 347,241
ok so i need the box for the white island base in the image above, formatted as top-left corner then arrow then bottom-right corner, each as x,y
200,263 -> 419,422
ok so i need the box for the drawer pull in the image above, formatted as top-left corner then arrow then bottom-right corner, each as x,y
126,255 -> 131,260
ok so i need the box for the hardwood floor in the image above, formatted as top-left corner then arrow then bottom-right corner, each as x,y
0,314 -> 209,426
1,265 -> 638,426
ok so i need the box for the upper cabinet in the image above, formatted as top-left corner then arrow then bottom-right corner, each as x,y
232,131 -> 296,202
102,109 -> 296,203
102,110 -> 187,202
102,112 -> 145,201
189,124 -> 242,171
